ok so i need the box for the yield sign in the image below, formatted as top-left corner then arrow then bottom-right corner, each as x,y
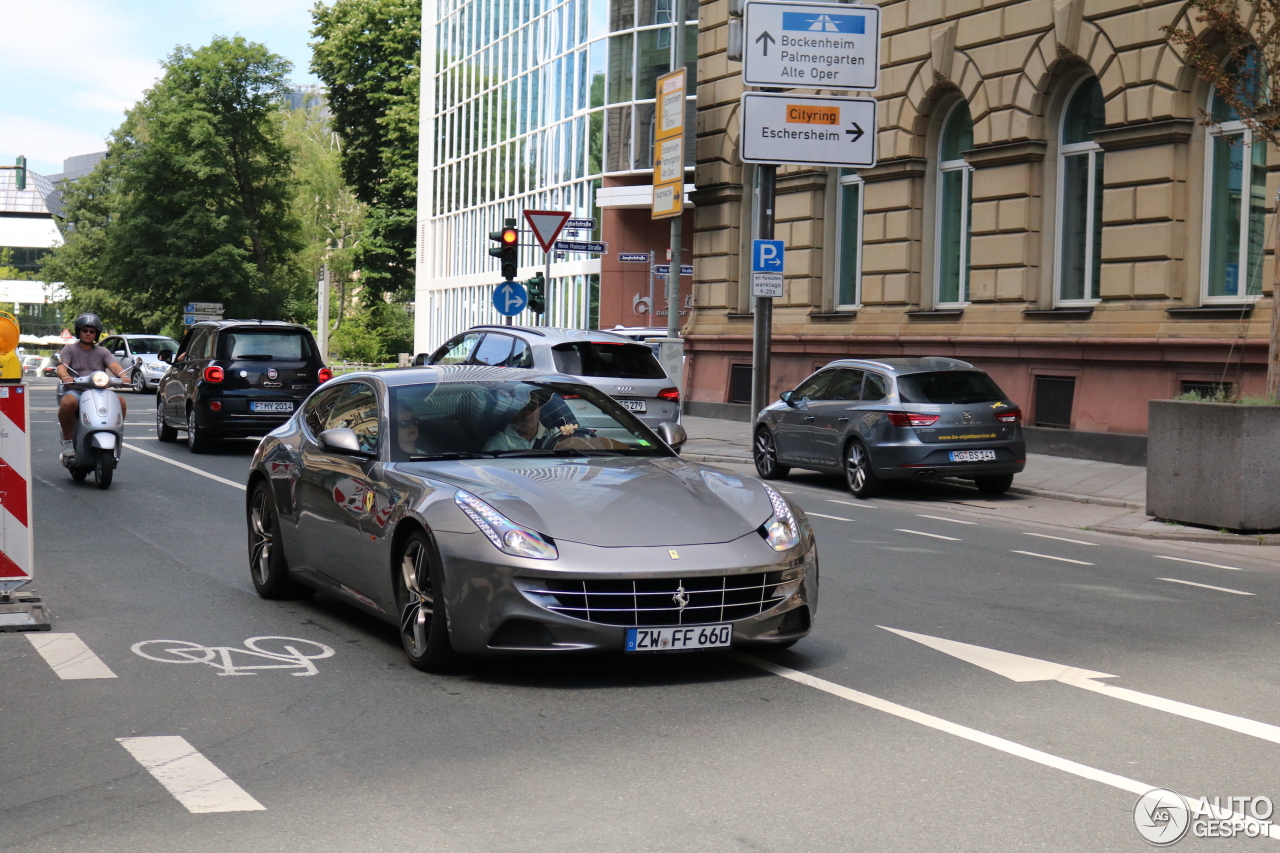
523,209 -> 571,253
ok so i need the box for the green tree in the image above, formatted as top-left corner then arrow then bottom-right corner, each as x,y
43,36 -> 304,333
311,0 -> 420,300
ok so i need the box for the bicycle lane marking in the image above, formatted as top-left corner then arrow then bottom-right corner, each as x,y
729,652 -> 1280,839
122,442 -> 245,490
117,736 -> 266,813
131,636 -> 336,676
26,632 -> 117,679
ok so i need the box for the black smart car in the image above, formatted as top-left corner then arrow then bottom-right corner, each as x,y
156,320 -> 332,453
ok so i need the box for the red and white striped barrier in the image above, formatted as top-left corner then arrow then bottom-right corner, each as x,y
0,383 -> 46,631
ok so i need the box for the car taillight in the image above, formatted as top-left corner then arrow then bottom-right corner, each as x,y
203,365 -> 224,383
318,367 -> 333,383
658,387 -> 680,403
886,412 -> 939,427
210,400 -> 222,411
996,407 -> 1022,423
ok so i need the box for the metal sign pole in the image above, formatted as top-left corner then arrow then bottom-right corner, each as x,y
648,251 -> 656,322
751,165 -> 776,420
666,0 -> 686,340
544,253 -> 552,327
318,264 -> 331,361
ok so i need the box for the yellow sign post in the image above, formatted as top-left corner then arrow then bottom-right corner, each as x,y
652,67 -> 686,221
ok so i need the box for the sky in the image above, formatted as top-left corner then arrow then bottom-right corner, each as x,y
1,0 -> 323,177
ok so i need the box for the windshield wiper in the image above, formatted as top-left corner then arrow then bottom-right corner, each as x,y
406,451 -> 494,461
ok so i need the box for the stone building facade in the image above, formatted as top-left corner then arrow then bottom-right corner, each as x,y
685,0 -> 1275,441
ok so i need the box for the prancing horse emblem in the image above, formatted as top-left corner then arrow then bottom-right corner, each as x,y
672,585 -> 689,613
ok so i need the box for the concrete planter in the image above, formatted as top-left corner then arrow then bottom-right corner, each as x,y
1147,400 -> 1280,531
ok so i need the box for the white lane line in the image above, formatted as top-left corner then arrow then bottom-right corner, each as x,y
806,512 -> 853,522
26,633 -> 116,679
1156,555 -> 1243,571
1010,550 -> 1094,566
779,490 -> 795,494
895,528 -> 960,541
731,652 -> 1280,839
917,514 -> 977,525
1158,578 -> 1254,596
117,736 -> 265,813
1023,532 -> 1098,547
122,443 -> 245,491
828,499 -> 875,508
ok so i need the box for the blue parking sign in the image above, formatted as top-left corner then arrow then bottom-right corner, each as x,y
752,239 -> 784,272
493,281 -> 528,316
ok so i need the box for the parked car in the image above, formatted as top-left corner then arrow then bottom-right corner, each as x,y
753,357 -> 1026,496
245,365 -> 816,671
417,326 -> 681,429
605,326 -> 669,357
156,320 -> 332,453
99,333 -> 180,392
21,355 -> 42,377
38,354 -> 59,377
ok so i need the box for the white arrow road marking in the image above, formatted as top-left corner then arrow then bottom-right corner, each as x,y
895,529 -> 960,541
806,512 -> 853,521
1023,532 -> 1098,546
1158,578 -> 1254,596
26,633 -> 116,679
117,736 -> 265,813
1156,555 -> 1243,571
1010,550 -> 1093,565
881,626 -> 1280,746
917,514 -> 977,525
123,443 -> 245,490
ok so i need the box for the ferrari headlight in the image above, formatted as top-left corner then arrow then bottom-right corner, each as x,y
759,482 -> 801,551
91,370 -> 110,388
454,490 -> 558,560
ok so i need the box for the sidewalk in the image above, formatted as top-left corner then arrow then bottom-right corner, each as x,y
680,415 -> 1280,547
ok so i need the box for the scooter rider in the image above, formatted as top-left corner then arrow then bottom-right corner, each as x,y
57,313 -> 130,460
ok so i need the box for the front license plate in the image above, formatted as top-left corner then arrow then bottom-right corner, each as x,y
618,399 -> 647,413
251,402 -> 294,413
949,449 -> 997,462
626,624 -> 731,653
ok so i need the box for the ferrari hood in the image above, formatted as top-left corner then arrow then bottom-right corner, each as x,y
418,456 -> 774,547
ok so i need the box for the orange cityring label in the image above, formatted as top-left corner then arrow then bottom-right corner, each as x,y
786,105 -> 840,125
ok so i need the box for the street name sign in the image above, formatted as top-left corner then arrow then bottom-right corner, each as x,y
492,281 -> 528,316
742,1 -> 880,90
751,239 -> 784,297
553,240 -> 607,253
566,218 -> 596,230
183,302 -> 223,314
653,264 -> 694,277
619,252 -> 651,262
523,210 -> 571,252
740,93 -> 877,168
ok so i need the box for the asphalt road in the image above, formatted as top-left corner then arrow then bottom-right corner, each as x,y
4,379 -> 1280,852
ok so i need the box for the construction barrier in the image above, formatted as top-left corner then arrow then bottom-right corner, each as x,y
0,382 -> 48,631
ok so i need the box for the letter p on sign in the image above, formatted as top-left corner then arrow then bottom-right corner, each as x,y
753,239 -> 784,272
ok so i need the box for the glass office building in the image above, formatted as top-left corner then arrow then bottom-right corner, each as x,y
415,0 -> 696,351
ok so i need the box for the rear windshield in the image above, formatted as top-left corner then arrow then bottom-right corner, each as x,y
551,342 -> 666,379
218,329 -> 314,362
129,338 -> 178,355
897,371 -> 1007,404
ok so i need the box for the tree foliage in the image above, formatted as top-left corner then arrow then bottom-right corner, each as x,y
43,36 -> 305,334
311,0 -> 421,300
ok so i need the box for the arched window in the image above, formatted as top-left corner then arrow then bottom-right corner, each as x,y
936,102 -> 973,305
1204,89 -> 1267,300
1057,78 -> 1105,304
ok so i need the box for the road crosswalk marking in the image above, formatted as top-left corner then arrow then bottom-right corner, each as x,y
117,736 -> 265,813
26,632 -> 116,679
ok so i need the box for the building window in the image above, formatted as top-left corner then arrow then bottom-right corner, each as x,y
936,101 -> 973,306
1204,90 -> 1267,301
836,170 -> 862,309
1057,78 -> 1105,304
728,364 -> 753,404
1034,375 -> 1076,428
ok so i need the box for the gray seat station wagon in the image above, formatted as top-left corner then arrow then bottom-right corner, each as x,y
753,357 -> 1026,497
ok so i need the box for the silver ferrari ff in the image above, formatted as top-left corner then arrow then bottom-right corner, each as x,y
245,366 -> 818,671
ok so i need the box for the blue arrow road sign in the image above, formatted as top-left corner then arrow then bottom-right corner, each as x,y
493,281 -> 528,316
752,239 -> 784,272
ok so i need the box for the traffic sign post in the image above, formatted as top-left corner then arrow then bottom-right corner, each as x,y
493,281 -> 528,318
740,93 -> 876,167
523,210 -> 572,326
742,1 -> 880,90
751,239 -> 784,297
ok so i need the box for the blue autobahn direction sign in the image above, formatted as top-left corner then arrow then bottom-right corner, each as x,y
553,240 -> 607,253
618,252 -> 651,262
492,281 -> 528,316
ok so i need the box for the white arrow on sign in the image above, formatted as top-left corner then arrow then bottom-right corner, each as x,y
882,626 -> 1280,745
523,209 -> 571,253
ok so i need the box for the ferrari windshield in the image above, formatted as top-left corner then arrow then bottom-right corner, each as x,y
388,380 -> 671,462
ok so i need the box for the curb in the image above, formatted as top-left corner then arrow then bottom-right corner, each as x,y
1004,485 -> 1142,511
683,452 -> 752,465
1092,525 -> 1280,546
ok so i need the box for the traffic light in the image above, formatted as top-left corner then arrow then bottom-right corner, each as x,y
525,273 -> 546,315
488,218 -> 519,280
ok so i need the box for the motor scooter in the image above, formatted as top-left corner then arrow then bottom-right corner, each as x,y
59,370 -> 129,489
